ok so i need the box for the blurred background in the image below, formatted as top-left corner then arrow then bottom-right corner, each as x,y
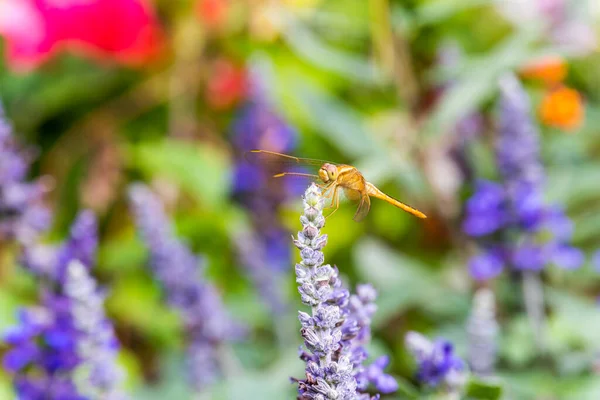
1,0 -> 600,399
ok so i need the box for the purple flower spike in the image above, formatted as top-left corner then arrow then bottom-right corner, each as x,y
496,75 -> 544,188
229,75 -> 300,314
293,184 -> 391,399
462,75 -> 581,279
405,331 -> 466,391
64,261 -> 126,399
129,183 -> 242,392
462,180 -> 507,237
2,212 -> 127,399
363,356 -> 399,394
22,210 -> 98,279
0,103 -> 51,245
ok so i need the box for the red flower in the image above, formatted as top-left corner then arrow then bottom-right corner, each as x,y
0,0 -> 163,70
206,59 -> 248,109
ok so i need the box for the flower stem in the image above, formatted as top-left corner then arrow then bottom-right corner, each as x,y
522,271 -> 547,354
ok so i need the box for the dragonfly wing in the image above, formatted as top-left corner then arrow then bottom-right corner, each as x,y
353,191 -> 371,222
244,150 -> 328,168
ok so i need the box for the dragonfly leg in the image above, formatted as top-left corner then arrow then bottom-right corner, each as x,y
324,186 -> 340,218
320,184 -> 335,202
322,184 -> 337,208
316,181 -> 334,190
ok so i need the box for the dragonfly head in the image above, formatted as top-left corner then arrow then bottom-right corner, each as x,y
319,163 -> 338,183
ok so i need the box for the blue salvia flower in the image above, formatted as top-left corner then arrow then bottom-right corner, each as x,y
405,331 -> 466,391
463,75 -> 583,280
294,184 -> 386,400
3,211 -> 127,399
128,183 -> 241,391
230,72 -> 301,313
3,305 -> 81,400
466,288 -> 499,377
0,103 -> 50,246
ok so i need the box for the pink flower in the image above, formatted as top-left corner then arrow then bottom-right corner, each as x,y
0,0 -> 163,71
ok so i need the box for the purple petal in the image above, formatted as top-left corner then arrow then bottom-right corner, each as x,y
468,249 -> 505,281
511,243 -> 547,271
551,245 -> 583,270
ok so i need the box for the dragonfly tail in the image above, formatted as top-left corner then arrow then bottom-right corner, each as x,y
365,182 -> 427,219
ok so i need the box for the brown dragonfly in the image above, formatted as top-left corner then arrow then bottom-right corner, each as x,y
246,150 -> 427,222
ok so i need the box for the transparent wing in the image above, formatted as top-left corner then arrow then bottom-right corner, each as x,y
353,192 -> 371,222
245,150 -> 331,169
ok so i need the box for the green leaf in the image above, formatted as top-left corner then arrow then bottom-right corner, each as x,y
98,234 -> 146,274
211,350 -> 300,400
465,377 -> 503,400
353,238 -> 466,325
127,140 -> 230,209
501,315 -> 537,367
105,275 -> 181,348
546,164 -> 600,207
546,289 -> 600,349
132,353 -> 192,400
415,0 -> 494,26
283,19 -> 381,85
501,372 -> 600,400
286,78 -> 381,158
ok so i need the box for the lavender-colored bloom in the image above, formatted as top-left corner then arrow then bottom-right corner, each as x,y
405,331 -> 466,390
3,212 -> 126,399
64,261 -> 126,400
293,184 -> 387,400
496,76 -> 544,188
462,181 -> 508,237
22,210 -> 98,279
362,356 -> 398,394
468,248 -> 506,281
466,289 -> 499,376
128,183 -> 241,391
343,284 -> 397,394
0,103 -> 51,245
463,75 -> 582,280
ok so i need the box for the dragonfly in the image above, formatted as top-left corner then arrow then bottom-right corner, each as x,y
245,149 -> 427,222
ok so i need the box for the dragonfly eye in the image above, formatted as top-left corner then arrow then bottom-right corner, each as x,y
318,168 -> 329,182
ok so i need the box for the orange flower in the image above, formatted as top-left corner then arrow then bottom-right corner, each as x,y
539,86 -> 584,131
520,56 -> 567,84
196,0 -> 228,28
